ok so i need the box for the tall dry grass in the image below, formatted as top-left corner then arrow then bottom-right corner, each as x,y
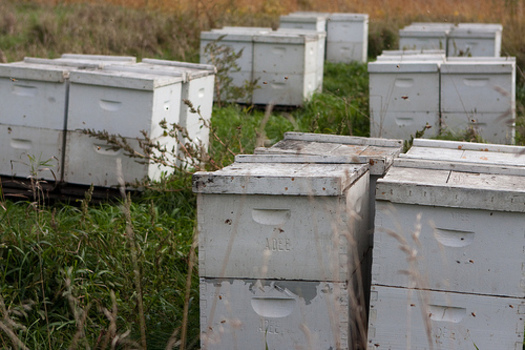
5,0 -> 524,81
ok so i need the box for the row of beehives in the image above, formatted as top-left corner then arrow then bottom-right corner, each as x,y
199,16 -> 504,108
193,131 -> 525,349
0,54 -> 215,188
199,12 -> 368,106
400,22 -> 503,57
369,50 -> 516,144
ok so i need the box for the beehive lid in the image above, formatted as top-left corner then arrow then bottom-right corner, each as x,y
280,14 -> 327,23
253,32 -> 317,44
376,159 -> 525,212
380,49 -> 446,56
0,62 -> 68,82
376,54 -> 445,62
23,57 -> 104,70
200,30 -> 257,42
275,28 -> 327,39
328,13 -> 368,21
138,60 -> 215,80
217,26 -> 273,33
368,60 -> 440,73
446,56 -> 515,63
60,53 -> 137,62
102,64 -> 185,79
141,58 -> 216,74
450,23 -> 503,36
289,11 -> 331,18
69,68 -> 183,90
440,60 -> 514,74
192,162 -> 368,196
410,22 -> 454,30
399,24 -> 450,36
377,49 -> 446,62
252,132 -> 403,176
402,139 -> 525,168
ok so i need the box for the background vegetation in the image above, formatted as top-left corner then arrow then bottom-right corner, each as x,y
1,0 -> 524,348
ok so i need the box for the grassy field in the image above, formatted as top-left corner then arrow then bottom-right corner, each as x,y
1,0 -> 525,349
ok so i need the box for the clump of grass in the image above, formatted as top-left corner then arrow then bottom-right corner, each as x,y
209,103 -> 295,165
368,21 -> 399,58
0,175 -> 200,349
294,62 -> 369,136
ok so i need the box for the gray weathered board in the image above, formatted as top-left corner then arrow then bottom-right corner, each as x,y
403,138 -> 525,167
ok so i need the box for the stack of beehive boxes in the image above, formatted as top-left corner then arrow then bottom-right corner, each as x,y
273,27 -> 326,93
0,54 -> 216,187
369,54 -> 444,141
193,132 -> 403,349
200,26 -> 324,106
440,56 -> 516,143
0,55 -> 136,182
368,138 -> 525,348
199,27 -> 271,104
369,50 -> 516,144
199,12 -> 368,105
251,30 -> 324,106
399,22 -> 503,57
280,12 -> 369,63
0,60 -> 71,182
399,23 -> 452,52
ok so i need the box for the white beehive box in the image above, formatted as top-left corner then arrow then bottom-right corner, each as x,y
0,62 -> 69,130
279,13 -> 328,32
399,23 -> 452,51
63,68 -> 183,186
22,55 -> 137,71
367,285 -> 525,350
440,58 -> 516,144
200,278 -> 356,350
326,13 -> 369,63
137,59 -> 216,154
371,158 -> 525,297
199,27 -> 271,103
275,28 -> 326,92
0,123 -> 63,181
368,60 -> 441,140
66,67 -> 183,137
193,162 -> 370,282
447,23 -> 503,57
252,32 -> 320,106
59,53 -> 137,63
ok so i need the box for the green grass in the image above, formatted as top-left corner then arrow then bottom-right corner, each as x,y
1,177 -> 199,349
